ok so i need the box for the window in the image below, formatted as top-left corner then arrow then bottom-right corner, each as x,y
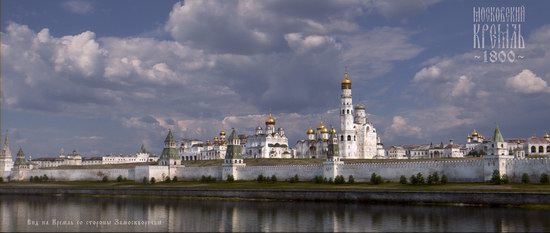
540,146 -> 545,153
347,110 -> 350,114
547,146 -> 550,153
347,135 -> 351,141
531,146 -> 536,153
341,135 -> 344,141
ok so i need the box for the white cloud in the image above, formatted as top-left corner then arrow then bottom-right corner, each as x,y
506,69 -> 550,94
413,65 -> 441,82
385,116 -> 423,139
451,75 -> 473,97
284,33 -> 339,54
61,0 -> 94,15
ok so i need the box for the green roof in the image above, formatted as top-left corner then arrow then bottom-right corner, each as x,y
493,126 -> 504,142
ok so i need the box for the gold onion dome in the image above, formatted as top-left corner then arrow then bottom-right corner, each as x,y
266,113 -> 276,125
341,71 -> 352,89
471,129 -> 479,137
321,127 -> 329,134
307,128 -> 315,134
544,132 -> 550,139
317,121 -> 326,130
330,127 -> 337,134
220,129 -> 226,136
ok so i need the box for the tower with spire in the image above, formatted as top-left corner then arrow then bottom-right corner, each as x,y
222,128 -> 246,180
159,129 -> 180,166
483,126 -> 512,181
0,130 -> 14,179
339,70 -> 357,158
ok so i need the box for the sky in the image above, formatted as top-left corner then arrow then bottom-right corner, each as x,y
1,0 -> 550,158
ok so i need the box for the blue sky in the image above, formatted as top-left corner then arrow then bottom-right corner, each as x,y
2,0 -> 550,157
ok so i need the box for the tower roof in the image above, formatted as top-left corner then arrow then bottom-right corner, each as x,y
266,113 -> 276,125
341,71 -> 352,89
164,129 -> 175,143
228,128 -> 238,141
3,130 -> 8,146
139,144 -> 147,153
493,126 -> 504,142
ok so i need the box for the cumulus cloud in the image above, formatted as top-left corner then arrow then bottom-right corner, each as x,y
385,116 -> 423,139
413,65 -> 441,82
61,0 -> 94,15
372,0 -> 440,21
506,69 -> 550,94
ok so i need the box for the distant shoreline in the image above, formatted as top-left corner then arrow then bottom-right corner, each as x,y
2,186 -> 550,206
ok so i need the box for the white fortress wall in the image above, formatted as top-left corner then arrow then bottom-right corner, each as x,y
134,165 -> 170,182
175,166 -> 221,180
339,160 -> 485,182
236,165 -> 323,181
24,168 -> 132,181
507,158 -> 550,182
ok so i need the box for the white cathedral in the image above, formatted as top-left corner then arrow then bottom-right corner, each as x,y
294,71 -> 385,159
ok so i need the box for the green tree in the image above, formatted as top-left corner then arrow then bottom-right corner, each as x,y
540,173 -> 549,184
172,176 -> 178,182
270,175 -> 277,183
410,174 -> 418,185
441,174 -> 447,184
521,173 -> 530,184
142,177 -> 148,184
399,175 -> 407,184
116,175 -> 123,182
348,175 -> 355,184
227,175 -> 235,182
150,177 -> 156,184
102,176 -> 108,182
165,176 -> 171,183
416,173 -> 425,184
490,170 -> 501,185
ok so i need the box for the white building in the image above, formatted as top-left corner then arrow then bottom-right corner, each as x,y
444,140 -> 464,158
525,133 -> 550,156
243,114 -> 292,158
294,122 -> 336,159
338,71 -> 384,159
387,146 -> 406,159
0,132 -> 13,179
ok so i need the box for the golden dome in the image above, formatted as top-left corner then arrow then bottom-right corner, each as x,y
341,71 -> 352,89
306,128 -> 315,134
467,135 -> 472,139
317,121 -> 326,130
266,113 -> 276,125
471,129 -> 479,137
330,127 -> 337,135
544,132 -> 550,139
220,129 -> 226,136
321,127 -> 329,134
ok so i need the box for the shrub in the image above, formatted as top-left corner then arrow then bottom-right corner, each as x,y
540,173 -> 549,184
123,177 -> 128,182
314,176 -> 324,184
227,175 -> 235,182
521,173 -> 530,184
29,176 -> 34,182
271,175 -> 277,183
440,174 -> 448,184
502,175 -> 509,184
369,173 -> 382,185
427,174 -> 434,185
328,178 -> 333,183
432,172 -> 440,183
150,177 -> 156,184
42,175 -> 49,181
399,175 -> 407,184
256,175 -> 265,183
348,175 -> 355,184
491,170 -> 501,185
334,175 -> 345,184
410,174 -> 418,185
165,176 -> 171,183
102,176 -> 108,182
416,173 -> 425,184
289,174 -> 299,183
116,175 -> 123,182
0,177 -> 3,182
142,176 -> 148,184
172,176 -> 178,182
200,175 -> 216,183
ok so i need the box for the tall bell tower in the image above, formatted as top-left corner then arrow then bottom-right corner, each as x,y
339,70 -> 357,158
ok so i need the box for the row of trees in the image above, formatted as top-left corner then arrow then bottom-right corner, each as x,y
491,170 -> 550,184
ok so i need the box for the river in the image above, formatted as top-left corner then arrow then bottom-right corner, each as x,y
1,195 -> 549,232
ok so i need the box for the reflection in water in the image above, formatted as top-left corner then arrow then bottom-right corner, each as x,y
1,195 -> 550,232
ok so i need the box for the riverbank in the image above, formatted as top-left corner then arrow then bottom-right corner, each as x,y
3,181 -> 550,206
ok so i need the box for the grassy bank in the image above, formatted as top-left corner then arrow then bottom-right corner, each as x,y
3,180 -> 550,192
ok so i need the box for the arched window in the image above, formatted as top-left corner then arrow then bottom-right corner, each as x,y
347,109 -> 350,114
531,146 -> 536,153
347,135 -> 351,141
341,135 -> 344,141
354,136 -> 356,141
540,146 -> 545,153
342,110 -> 345,114
547,146 -> 550,153
500,144 -> 503,148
